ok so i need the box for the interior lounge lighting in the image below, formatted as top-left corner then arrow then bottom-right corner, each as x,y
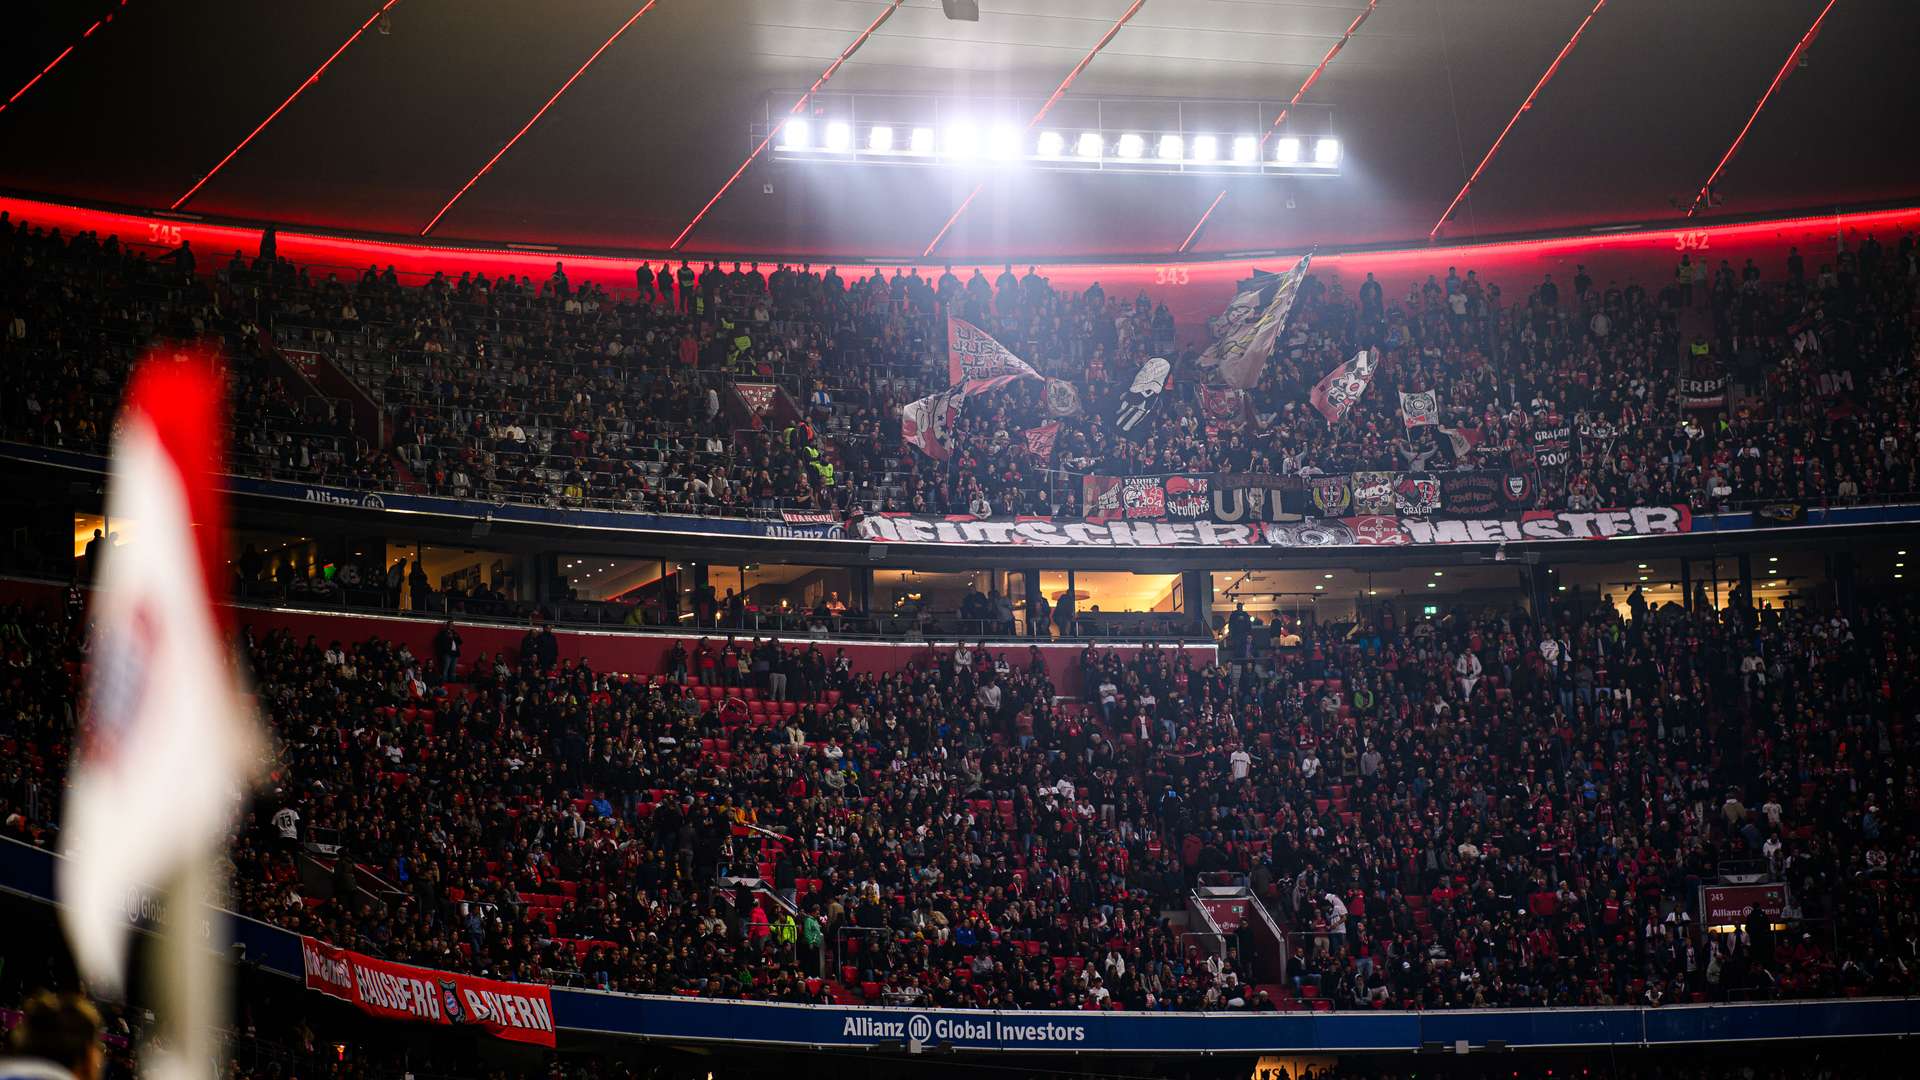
824,121 -> 851,151
1076,132 -> 1104,159
909,127 -> 934,154
781,118 -> 811,150
1192,134 -> 1218,161
1116,133 -> 1144,159
1157,134 -> 1183,160
1038,130 -> 1065,158
1314,137 -> 1341,164
988,124 -> 1021,159
945,123 -> 979,159
869,125 -> 894,151
1275,136 -> 1301,164
1232,135 -> 1257,163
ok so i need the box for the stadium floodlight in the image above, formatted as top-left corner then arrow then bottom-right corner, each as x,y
1037,130 -> 1066,158
824,121 -> 852,151
909,126 -> 934,154
780,118 -> 811,151
1116,133 -> 1144,159
1076,132 -> 1103,159
1274,136 -> 1301,164
945,123 -> 979,159
1157,134 -> 1183,160
1232,135 -> 1257,163
868,125 -> 894,151
1191,134 -> 1218,162
1315,137 -> 1341,165
987,124 -> 1021,160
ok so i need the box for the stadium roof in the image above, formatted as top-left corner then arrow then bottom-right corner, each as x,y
5,0 -> 1917,262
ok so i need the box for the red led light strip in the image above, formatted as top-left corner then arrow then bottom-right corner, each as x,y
921,0 -> 1149,258
1430,0 -> 1608,239
173,0 -> 401,210
668,0 -> 906,251
421,0 -> 659,237
1685,0 -> 1838,218
0,1 -> 132,119
1176,0 -> 1377,254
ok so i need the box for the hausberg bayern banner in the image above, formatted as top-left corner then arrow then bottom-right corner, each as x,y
302,936 -> 557,1048
854,506 -> 1692,549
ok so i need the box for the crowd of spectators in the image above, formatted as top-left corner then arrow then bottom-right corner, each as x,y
2,575 -> 1913,1014
6,208 -> 1918,525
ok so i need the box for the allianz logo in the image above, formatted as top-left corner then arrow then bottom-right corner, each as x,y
842,1013 -> 1086,1044
303,488 -> 386,510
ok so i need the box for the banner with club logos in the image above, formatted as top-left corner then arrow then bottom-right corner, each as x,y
854,506 -> 1693,549
302,936 -> 557,1047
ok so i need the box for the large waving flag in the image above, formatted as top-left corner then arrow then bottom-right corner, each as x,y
948,317 -> 1042,392
1309,348 -> 1379,424
901,385 -> 967,461
60,351 -> 262,992
1208,253 -> 1312,390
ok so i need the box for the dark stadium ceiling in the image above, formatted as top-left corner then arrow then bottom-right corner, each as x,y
5,0 -> 1918,262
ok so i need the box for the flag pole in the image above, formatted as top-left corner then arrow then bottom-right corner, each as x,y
142,848 -> 228,1080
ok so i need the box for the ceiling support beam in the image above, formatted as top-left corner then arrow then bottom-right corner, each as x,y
1429,0 -> 1608,239
173,0 -> 401,210
921,0 -> 1149,259
1,0 -> 135,120
1175,0 -> 1376,254
421,0 -> 659,237
668,0 -> 907,252
1685,0 -> 1838,217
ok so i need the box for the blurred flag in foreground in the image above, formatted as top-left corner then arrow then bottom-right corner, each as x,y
59,351 -> 261,995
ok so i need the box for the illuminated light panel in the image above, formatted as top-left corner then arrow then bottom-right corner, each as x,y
1157,134 -> 1183,160
1275,136 -> 1301,164
424,0 -> 660,236
174,0 -> 401,209
823,121 -> 851,151
1116,133 -> 1145,159
909,126 -> 934,154
988,124 -> 1021,160
781,118 -> 812,150
1314,137 -> 1341,165
1231,136 -> 1258,163
1076,132 -> 1104,159
1431,0 -> 1609,238
1686,0 -> 1839,217
868,125 -> 894,151
945,123 -> 980,159
668,0 -> 905,250
1038,131 -> 1066,158
1191,134 -> 1218,162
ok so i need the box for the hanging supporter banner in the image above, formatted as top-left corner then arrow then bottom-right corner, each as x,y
1022,421 -> 1061,459
1438,426 -> 1483,461
1164,475 -> 1210,520
1309,474 -> 1352,515
734,383 -> 780,418
1222,254 -> 1312,389
1310,348 -> 1378,424
1121,476 -> 1166,519
302,937 -> 557,1048
1199,386 -> 1250,429
1399,390 -> 1439,429
1680,372 -> 1728,410
853,506 -> 1693,548
1532,424 -> 1572,468
1210,474 -> 1304,525
949,317 -> 1042,391
1350,471 -> 1396,515
1441,471 -> 1502,516
1394,473 -> 1441,516
1083,475 -> 1123,521
900,387 -> 966,461
1114,356 -> 1172,434
1043,378 -> 1083,418
1816,369 -> 1856,400
1502,469 -> 1540,511
1752,502 -> 1807,527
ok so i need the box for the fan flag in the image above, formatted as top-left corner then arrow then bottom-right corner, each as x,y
1206,253 -> 1311,389
948,317 -> 1042,393
1309,348 -> 1379,423
58,350 -> 262,991
900,386 -> 967,461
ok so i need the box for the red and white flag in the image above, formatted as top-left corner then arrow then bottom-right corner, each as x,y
900,386 -> 967,461
59,351 -> 262,990
1022,421 -> 1061,459
948,317 -> 1041,393
1309,348 -> 1378,424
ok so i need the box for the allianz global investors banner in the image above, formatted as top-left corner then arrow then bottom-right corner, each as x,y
854,506 -> 1692,549
302,936 -> 557,1047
